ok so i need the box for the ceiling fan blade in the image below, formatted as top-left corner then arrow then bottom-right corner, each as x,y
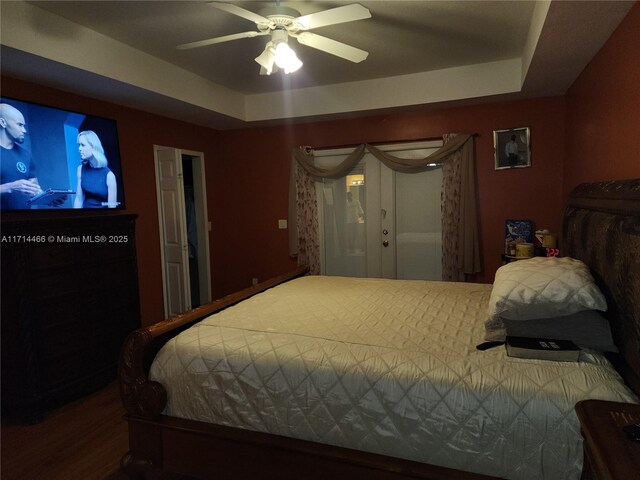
295,32 -> 369,63
294,4 -> 371,30
177,31 -> 267,50
209,2 -> 273,27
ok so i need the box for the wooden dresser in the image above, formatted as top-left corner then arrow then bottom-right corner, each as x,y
1,214 -> 140,423
576,400 -> 640,480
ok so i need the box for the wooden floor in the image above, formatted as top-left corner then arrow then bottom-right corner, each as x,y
1,381 -> 191,480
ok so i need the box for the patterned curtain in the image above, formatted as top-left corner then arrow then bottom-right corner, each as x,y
293,162 -> 321,274
441,134 -> 464,281
288,135 -> 481,280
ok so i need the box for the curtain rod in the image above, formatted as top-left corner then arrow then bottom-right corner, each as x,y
308,133 -> 479,152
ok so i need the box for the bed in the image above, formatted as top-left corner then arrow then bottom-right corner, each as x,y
119,178 -> 640,480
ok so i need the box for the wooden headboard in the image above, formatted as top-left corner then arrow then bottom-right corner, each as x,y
562,179 -> 640,395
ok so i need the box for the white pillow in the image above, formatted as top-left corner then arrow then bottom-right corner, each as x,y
485,257 -> 607,341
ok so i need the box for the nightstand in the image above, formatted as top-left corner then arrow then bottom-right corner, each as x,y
575,400 -> 640,480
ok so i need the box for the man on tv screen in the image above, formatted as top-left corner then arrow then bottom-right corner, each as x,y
0,103 -> 42,209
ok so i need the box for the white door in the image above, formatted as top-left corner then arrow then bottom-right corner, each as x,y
155,146 -> 191,316
393,165 -> 443,279
317,141 -> 443,280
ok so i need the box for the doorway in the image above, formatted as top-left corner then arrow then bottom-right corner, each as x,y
316,141 -> 443,280
154,146 -> 212,318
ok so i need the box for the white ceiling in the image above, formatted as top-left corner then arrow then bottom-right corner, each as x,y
0,1 -> 634,129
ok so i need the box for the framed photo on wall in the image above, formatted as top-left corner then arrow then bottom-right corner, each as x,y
494,127 -> 531,170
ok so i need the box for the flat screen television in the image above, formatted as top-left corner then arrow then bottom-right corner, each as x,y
0,97 -> 125,211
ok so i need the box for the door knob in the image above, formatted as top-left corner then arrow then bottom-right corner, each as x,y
382,229 -> 389,235
382,240 -> 389,247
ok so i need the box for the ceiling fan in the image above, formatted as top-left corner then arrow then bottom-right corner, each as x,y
177,2 -> 372,75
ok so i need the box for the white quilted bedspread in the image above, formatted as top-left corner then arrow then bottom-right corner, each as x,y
150,276 -> 638,480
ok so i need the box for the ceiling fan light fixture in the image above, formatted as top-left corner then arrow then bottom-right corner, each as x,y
274,42 -> 302,74
255,42 -> 276,75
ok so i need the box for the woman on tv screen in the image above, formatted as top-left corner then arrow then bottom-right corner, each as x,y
74,130 -> 118,208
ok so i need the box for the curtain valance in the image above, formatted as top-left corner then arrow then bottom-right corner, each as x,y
292,134 -> 472,178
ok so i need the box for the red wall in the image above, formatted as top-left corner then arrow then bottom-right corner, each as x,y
564,2 -> 640,196
218,97 -> 566,288
1,77 -> 220,327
